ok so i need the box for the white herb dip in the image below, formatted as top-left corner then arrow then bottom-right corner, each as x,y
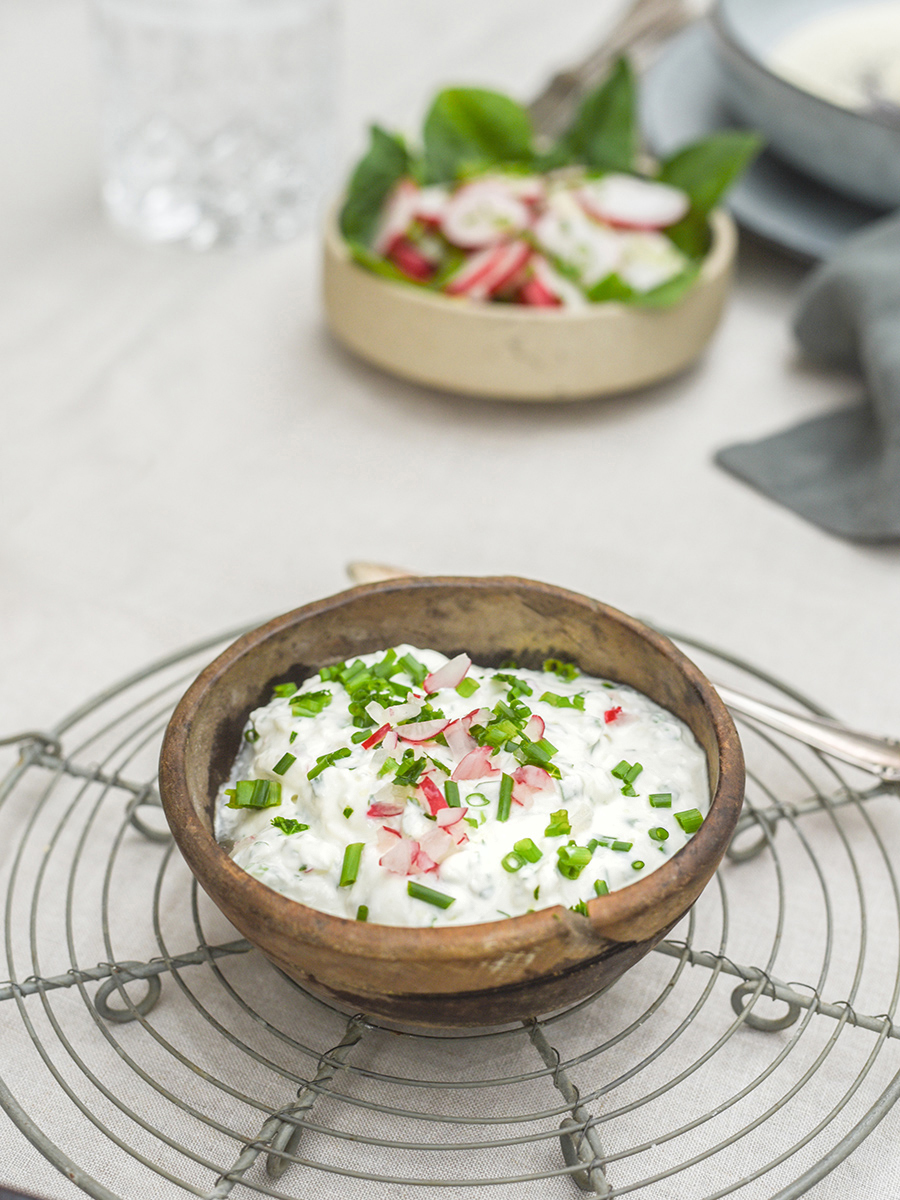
215,647 -> 710,927
768,3 -> 900,112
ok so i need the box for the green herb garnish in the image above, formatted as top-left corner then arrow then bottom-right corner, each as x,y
501,851 -> 525,873
545,809 -> 571,837
540,691 -> 585,710
272,682 -> 298,698
514,838 -> 542,863
444,780 -> 461,808
456,677 -> 480,698
225,779 -> 282,809
272,753 -> 296,776
543,658 -> 579,681
594,879 -> 610,897
407,881 -> 455,909
290,690 -> 332,719
676,809 -> 704,834
271,817 -> 309,835
356,905 -> 369,922
339,842 -> 364,887
307,747 -> 352,780
649,793 -> 672,808
497,773 -> 514,822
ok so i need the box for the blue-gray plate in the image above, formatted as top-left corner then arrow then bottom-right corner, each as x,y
641,23 -> 888,261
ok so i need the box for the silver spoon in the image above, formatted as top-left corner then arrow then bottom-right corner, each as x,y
345,562 -> 900,784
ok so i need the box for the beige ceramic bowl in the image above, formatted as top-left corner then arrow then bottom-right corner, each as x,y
322,211 -> 737,402
159,577 -> 744,1028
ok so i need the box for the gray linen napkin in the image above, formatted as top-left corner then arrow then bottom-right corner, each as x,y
716,211 -> 900,541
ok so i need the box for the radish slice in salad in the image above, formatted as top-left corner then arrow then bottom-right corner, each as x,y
372,179 -> 421,255
533,197 -> 622,289
617,231 -> 688,293
526,256 -> 588,309
578,175 -> 690,231
445,240 -> 531,300
388,238 -> 437,282
441,179 -> 531,248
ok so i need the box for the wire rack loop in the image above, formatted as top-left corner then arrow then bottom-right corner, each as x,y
93,962 -> 163,1024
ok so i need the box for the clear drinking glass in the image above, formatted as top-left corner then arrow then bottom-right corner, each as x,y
91,0 -> 339,249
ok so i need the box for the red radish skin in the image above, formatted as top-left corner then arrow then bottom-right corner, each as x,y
372,179 -> 420,255
419,776 -> 449,815
396,717 -> 451,744
519,277 -> 562,307
604,707 -> 623,724
451,745 -> 501,781
578,175 -> 689,231
444,241 -> 532,300
366,801 -> 405,819
361,723 -> 391,750
389,238 -> 437,281
441,180 -> 531,248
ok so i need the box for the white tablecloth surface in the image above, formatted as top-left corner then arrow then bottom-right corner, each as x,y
2,2 -> 900,1198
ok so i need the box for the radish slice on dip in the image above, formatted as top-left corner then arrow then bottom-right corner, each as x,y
424,653 -> 472,693
578,174 -> 690,231
441,179 -> 531,248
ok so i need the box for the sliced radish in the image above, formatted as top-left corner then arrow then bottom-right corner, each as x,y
382,730 -> 399,752
396,717 -> 450,744
367,800 -> 405,819
419,775 -> 449,815
523,713 -> 545,741
415,184 -> 450,226
389,237 -> 437,282
578,175 -> 689,230
533,200 -> 622,288
444,719 -> 477,759
444,240 -> 532,301
372,178 -> 420,255
617,231 -> 687,292
512,764 -> 555,793
418,826 -> 457,864
424,653 -> 472,693
411,843 -> 439,874
361,723 -> 391,750
379,837 -> 415,875
530,255 -> 588,309
441,179 -> 531,248
604,706 -> 622,724
436,806 -> 467,829
519,276 -> 562,307
451,745 -> 500,782
366,699 -> 421,726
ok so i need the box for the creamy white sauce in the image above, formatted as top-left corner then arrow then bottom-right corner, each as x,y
768,4 -> 900,112
215,647 -> 710,927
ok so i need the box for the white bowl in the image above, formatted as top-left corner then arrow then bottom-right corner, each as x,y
322,210 -> 737,403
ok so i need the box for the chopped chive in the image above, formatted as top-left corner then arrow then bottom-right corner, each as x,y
356,905 -> 369,921
497,773 -> 514,821
621,783 -> 638,797
244,728 -> 259,743
407,881 -> 455,909
676,808 -> 704,834
444,780 -> 461,808
226,779 -> 282,809
456,677 -> 480,698
612,839 -> 633,852
272,682 -> 298,698
544,809 -> 571,837
400,653 -> 428,686
289,731 -> 298,744
624,762 -> 643,783
351,729 -> 370,743
273,752 -> 296,776
594,879 -> 610,896
514,838 -> 542,863
290,690 -> 333,719
533,885 -> 540,900
540,691 -> 585,710
378,756 -> 399,777
465,792 -> 490,807
649,793 -> 672,807
649,826 -> 669,842
343,806 -> 353,819
557,844 -> 593,880
271,817 -> 309,835
543,658 -> 579,681
571,899 -> 590,917
319,661 -> 345,681
307,746 -> 351,780
339,842 -> 364,887
502,851 -> 525,873
632,860 -> 645,870
371,648 -> 398,678
611,760 -> 632,780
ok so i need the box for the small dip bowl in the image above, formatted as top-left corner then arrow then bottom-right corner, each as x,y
711,0 -> 900,209
322,212 -> 737,402
159,577 -> 744,1027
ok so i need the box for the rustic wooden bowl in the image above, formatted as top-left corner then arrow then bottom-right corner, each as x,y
159,577 -> 744,1027
322,210 -> 738,402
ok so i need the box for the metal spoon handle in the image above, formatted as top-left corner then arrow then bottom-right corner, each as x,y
714,685 -> 900,783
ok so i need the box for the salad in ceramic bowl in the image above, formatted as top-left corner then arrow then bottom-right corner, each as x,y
340,59 -> 760,311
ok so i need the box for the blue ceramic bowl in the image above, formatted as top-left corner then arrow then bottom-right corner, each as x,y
710,0 -> 900,209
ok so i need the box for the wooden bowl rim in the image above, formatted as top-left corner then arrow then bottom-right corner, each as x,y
323,209 -> 737,325
159,576 -> 744,963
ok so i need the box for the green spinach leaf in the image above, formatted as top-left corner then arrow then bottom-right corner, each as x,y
339,125 -> 410,245
544,58 -> 638,173
423,88 -> 534,183
658,131 -> 763,216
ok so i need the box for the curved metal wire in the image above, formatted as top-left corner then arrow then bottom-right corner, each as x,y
0,624 -> 898,1199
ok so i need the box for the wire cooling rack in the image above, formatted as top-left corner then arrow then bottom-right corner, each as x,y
1,624 -> 900,1200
